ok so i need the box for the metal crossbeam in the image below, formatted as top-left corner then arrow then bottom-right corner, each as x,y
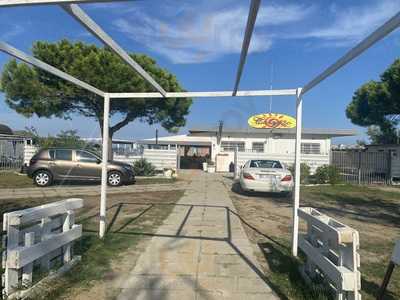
109,89 -> 297,99
232,0 -> 261,96
0,41 -> 104,96
0,0 -> 127,6
302,11 -> 400,95
62,4 -> 167,97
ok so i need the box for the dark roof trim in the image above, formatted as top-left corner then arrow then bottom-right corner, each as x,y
138,140 -> 211,146
189,127 -> 357,137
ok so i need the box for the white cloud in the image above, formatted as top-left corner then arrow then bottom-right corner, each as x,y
109,0 -> 400,62
300,0 -> 400,46
113,1 -> 312,64
0,24 -> 25,41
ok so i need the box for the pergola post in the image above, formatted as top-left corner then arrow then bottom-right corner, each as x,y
292,87 -> 303,257
99,93 -> 110,238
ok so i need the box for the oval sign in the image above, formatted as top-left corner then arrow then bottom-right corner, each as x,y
248,113 -> 296,129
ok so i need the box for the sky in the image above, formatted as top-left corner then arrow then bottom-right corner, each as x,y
0,0 -> 400,144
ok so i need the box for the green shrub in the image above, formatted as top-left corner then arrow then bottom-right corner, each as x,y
315,165 -> 341,185
133,158 -> 156,176
288,163 -> 311,184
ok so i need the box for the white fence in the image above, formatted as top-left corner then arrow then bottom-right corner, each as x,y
298,207 -> 361,300
24,145 -> 38,166
235,151 -> 330,174
115,149 -> 178,170
2,198 -> 83,298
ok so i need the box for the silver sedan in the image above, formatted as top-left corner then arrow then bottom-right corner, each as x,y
239,159 -> 293,194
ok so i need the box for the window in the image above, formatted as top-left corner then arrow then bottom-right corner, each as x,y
55,150 -> 72,161
250,160 -> 282,169
49,150 -> 55,160
221,141 -> 245,152
77,150 -> 99,163
148,144 -> 168,150
301,143 -> 321,154
252,142 -> 264,153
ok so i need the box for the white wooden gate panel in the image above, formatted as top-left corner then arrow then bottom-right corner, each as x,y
298,207 -> 361,300
2,198 -> 83,298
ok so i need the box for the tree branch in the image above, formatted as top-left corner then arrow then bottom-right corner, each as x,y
110,112 -> 136,136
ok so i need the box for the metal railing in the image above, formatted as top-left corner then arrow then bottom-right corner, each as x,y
331,150 -> 391,185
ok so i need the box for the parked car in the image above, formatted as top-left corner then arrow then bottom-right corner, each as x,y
239,159 -> 293,194
27,148 -> 135,187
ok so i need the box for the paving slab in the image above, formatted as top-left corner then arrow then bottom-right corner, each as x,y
117,171 -> 278,300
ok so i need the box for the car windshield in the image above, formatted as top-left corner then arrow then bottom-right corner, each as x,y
249,160 -> 282,169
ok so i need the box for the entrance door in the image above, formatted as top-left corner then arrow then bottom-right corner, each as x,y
179,145 -> 211,169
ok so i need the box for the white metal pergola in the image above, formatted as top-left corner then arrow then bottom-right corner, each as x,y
1,0 -> 399,257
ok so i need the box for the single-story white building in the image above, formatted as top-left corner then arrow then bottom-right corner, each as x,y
141,127 -> 356,172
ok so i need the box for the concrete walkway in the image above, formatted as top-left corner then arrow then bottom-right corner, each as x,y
117,171 -> 278,300
0,182 -> 186,200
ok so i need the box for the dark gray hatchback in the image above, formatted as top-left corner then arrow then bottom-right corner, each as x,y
27,148 -> 135,187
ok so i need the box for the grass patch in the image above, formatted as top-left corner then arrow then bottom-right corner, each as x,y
302,186 -> 400,299
1,190 -> 184,299
0,171 -> 177,189
0,171 -> 33,188
135,177 -> 177,185
259,239 -> 332,300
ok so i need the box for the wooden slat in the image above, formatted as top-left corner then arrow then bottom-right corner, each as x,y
7,199 -> 83,226
299,235 -> 357,291
22,232 -> 34,287
4,225 -> 19,294
7,225 -> 82,269
298,207 -> 355,244
18,217 -> 63,244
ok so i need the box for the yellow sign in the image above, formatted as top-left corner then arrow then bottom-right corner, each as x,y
248,113 -> 296,129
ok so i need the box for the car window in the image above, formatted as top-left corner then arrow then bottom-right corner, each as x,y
49,150 -> 55,160
76,151 -> 98,163
55,150 -> 72,161
250,160 -> 282,169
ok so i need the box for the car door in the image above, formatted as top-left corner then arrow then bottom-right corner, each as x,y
75,150 -> 102,180
49,149 -> 76,180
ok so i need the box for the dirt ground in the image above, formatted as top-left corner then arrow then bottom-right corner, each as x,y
225,178 -> 400,300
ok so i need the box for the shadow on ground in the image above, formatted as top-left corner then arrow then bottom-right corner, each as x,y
80,200 -> 294,299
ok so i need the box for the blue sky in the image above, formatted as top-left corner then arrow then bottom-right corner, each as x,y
0,0 -> 400,144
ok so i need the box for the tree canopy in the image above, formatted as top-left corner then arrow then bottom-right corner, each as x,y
23,127 -> 97,151
346,59 -> 400,144
0,40 -> 192,140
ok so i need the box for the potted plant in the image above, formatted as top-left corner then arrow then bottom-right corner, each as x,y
163,168 -> 177,178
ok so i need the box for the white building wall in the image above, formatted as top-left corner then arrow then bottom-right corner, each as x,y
152,132 -> 336,172
217,136 -> 328,155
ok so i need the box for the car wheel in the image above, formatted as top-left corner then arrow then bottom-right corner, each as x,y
34,170 -> 53,187
108,171 -> 122,187
238,183 -> 249,195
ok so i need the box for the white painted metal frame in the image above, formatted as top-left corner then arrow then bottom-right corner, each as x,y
0,1 -> 399,260
233,0 -> 261,96
62,3 -> 167,97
